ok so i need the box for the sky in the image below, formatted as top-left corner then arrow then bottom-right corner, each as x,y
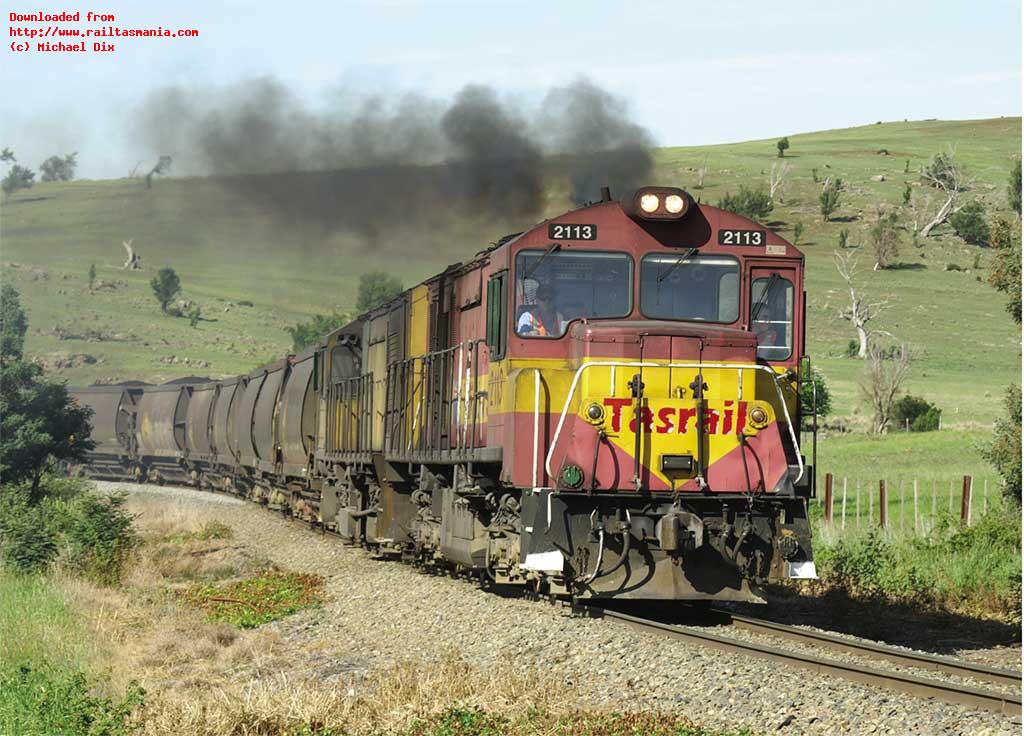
2,0 -> 1021,179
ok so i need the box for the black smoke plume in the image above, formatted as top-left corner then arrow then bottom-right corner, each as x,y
132,77 -> 653,237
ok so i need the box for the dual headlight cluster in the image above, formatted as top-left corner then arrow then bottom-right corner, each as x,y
623,186 -> 692,221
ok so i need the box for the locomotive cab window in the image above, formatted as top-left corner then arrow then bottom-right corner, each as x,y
486,271 -> 508,358
750,274 -> 794,360
640,254 -> 739,323
514,249 -> 632,338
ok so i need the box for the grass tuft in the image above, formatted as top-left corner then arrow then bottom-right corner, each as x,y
179,570 -> 325,628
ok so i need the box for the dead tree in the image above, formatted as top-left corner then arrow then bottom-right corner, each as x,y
908,189 -> 933,242
769,160 -> 789,201
919,149 -> 969,237
695,154 -> 709,190
859,343 -> 912,434
834,249 -> 888,358
145,155 -> 172,189
122,239 -> 140,270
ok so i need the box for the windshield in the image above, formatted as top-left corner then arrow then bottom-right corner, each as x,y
640,254 -> 739,323
514,249 -> 632,338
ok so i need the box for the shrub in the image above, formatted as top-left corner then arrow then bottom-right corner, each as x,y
187,304 -> 201,328
776,137 -> 790,157
949,201 -> 989,245
0,663 -> 143,736
812,167 -> 819,183
845,339 -> 859,358
799,368 -> 832,418
983,384 -> 1021,505
892,395 -> 941,432
287,313 -> 349,352
356,271 -> 403,313
902,181 -> 912,205
65,493 -> 137,585
838,228 -> 849,249
150,267 -> 181,313
792,222 -> 804,244
987,218 -> 1021,324
1010,157 -> 1021,214
717,186 -> 773,222
819,178 -> 842,221
0,500 -> 58,574
87,264 -> 96,290
870,211 -> 900,269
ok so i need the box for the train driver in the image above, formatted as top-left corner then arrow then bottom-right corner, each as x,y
517,284 -> 565,337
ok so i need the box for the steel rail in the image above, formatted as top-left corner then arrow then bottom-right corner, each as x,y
594,608 -> 1022,717
714,609 -> 1022,690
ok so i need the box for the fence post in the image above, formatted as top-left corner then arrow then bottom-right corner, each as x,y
841,477 -> 848,530
879,480 -> 888,529
931,479 -> 937,522
855,479 -> 860,529
899,480 -> 905,531
948,478 -> 954,513
913,479 -> 919,534
960,476 -> 972,525
824,473 -> 834,525
867,480 -> 872,527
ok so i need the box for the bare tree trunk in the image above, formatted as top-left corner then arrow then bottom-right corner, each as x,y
920,194 -> 954,237
856,324 -> 869,358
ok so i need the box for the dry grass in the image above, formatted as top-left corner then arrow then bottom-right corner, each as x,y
138,653 -> 577,736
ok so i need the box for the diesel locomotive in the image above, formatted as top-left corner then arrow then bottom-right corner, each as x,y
71,185 -> 819,603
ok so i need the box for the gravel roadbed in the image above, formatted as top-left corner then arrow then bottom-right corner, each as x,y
103,482 -> 1022,736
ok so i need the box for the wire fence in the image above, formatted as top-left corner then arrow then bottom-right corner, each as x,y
813,474 -> 1000,535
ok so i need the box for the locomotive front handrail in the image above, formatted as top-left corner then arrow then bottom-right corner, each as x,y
543,361 -> 803,487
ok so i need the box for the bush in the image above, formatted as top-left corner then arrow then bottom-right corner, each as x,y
799,368 -> 832,418
949,201 -> 989,245
983,384 -> 1021,505
776,137 -> 790,157
1009,157 -> 1021,214
356,271 -> 403,313
819,178 -> 842,221
845,339 -> 859,358
287,313 -> 349,352
0,500 -> 58,574
65,493 -> 137,585
891,395 -> 941,432
792,222 -> 804,244
716,186 -> 773,222
0,663 -> 143,736
838,228 -> 850,249
150,267 -> 181,313
870,211 -> 900,269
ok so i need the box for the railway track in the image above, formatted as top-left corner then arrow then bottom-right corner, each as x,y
589,607 -> 1022,717
124,482 -> 1022,719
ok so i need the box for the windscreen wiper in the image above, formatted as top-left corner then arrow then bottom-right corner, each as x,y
522,243 -> 562,281
657,247 -> 698,283
750,272 -> 780,323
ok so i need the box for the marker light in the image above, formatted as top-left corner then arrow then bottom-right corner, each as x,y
640,193 -> 660,213
665,194 -> 685,214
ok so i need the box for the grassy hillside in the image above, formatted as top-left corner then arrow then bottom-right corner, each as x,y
2,117 -> 1019,444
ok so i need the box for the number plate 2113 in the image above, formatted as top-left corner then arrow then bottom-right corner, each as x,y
549,223 -> 597,240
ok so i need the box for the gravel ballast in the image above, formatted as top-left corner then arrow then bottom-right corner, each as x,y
103,481 -> 1022,736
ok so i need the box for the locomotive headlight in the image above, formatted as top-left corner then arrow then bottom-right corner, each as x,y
622,187 -> 692,221
586,402 -> 605,423
639,193 -> 660,213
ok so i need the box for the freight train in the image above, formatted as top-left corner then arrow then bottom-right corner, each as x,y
71,185 -> 820,603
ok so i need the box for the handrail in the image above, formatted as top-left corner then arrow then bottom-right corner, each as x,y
542,360 -> 803,486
